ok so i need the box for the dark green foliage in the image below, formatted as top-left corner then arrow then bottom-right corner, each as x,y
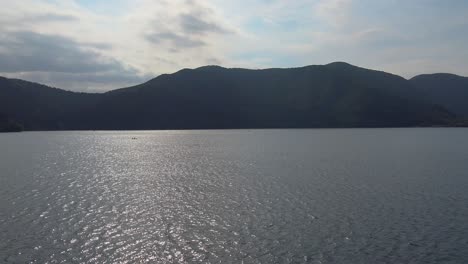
0,63 -> 463,130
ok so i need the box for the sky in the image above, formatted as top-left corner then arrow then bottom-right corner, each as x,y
0,0 -> 467,92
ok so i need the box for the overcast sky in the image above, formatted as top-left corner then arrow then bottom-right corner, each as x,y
1,0 -> 467,92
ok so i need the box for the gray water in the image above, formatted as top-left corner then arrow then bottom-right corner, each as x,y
1,129 -> 468,264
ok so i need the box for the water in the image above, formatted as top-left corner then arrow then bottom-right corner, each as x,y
1,129 -> 468,263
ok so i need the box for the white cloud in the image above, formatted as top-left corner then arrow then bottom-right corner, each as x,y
0,0 -> 236,91
313,0 -> 353,29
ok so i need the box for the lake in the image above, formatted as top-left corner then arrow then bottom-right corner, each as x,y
1,129 -> 468,263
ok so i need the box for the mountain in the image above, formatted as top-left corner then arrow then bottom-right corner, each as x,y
0,76 -> 100,130
411,73 -> 468,117
0,63 -> 462,131
0,112 -> 23,132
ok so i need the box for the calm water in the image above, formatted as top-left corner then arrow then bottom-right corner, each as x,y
1,129 -> 468,263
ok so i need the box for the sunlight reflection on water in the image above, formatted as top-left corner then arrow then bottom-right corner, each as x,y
1,129 -> 468,263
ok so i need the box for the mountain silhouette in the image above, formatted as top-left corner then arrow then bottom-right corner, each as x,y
0,63 -> 464,131
411,73 -> 468,117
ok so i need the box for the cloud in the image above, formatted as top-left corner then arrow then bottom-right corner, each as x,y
313,0 -> 353,29
23,13 -> 79,23
0,31 -> 122,73
145,31 -> 206,49
205,57 -> 222,65
0,31 -> 145,91
0,0 -> 237,91
143,1 -> 231,53
179,13 -> 229,35
0,1 -> 82,31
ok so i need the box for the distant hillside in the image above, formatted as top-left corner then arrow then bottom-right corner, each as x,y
411,73 -> 468,117
0,76 -> 99,130
0,63 -> 463,131
0,112 -> 23,132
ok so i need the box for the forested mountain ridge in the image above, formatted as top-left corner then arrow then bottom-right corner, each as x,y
0,63 -> 465,131
411,73 -> 468,117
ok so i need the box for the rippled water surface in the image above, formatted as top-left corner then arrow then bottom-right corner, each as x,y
1,129 -> 468,263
